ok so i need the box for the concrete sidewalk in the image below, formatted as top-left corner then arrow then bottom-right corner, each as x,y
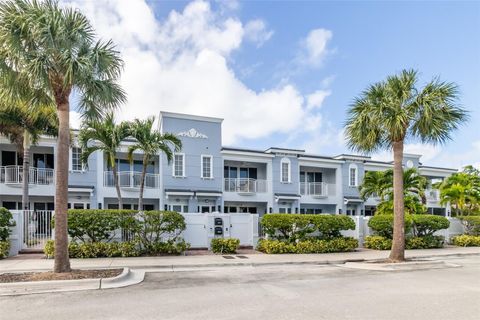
1,246 -> 480,273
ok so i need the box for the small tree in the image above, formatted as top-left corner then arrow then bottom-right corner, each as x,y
79,113 -> 130,209
345,69 -> 467,262
127,117 -> 182,210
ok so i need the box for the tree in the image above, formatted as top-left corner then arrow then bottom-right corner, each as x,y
79,113 -> 130,209
0,103 -> 58,210
434,165 -> 480,216
360,168 -> 428,215
127,117 -> 182,210
345,69 -> 467,262
0,0 -> 126,272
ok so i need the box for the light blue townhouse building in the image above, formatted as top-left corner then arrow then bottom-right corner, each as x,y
0,111 -> 455,216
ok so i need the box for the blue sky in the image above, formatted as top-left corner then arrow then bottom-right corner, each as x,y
68,0 -> 480,168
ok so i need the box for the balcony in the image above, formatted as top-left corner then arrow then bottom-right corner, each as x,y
103,171 -> 159,189
300,182 -> 335,198
0,166 -> 54,185
426,189 -> 440,202
224,178 -> 267,194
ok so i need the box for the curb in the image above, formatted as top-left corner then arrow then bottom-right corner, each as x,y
0,267 -> 145,296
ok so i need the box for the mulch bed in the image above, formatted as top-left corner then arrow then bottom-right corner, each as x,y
0,269 -> 123,283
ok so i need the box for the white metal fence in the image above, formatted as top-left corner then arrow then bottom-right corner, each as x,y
20,210 -> 54,250
103,171 -> 159,189
0,165 -> 54,185
224,178 -> 267,193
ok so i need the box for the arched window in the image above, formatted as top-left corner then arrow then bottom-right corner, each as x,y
349,163 -> 358,187
280,158 -> 291,183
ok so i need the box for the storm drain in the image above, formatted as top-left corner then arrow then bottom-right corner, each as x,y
236,256 -> 249,259
222,256 -> 235,259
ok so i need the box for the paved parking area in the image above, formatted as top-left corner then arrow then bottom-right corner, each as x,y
1,255 -> 479,320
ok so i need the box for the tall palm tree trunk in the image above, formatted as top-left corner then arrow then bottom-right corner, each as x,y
54,100 -> 71,273
138,156 -> 147,211
112,164 -> 123,209
22,131 -> 31,210
389,140 -> 405,262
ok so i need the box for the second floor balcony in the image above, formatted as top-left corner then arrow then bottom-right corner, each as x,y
300,182 -> 335,198
103,171 -> 159,189
0,165 -> 54,186
224,178 -> 267,194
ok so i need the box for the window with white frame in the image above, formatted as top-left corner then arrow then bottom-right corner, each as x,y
71,147 -> 83,171
201,155 -> 213,179
280,158 -> 291,183
173,154 -> 185,177
349,164 -> 358,187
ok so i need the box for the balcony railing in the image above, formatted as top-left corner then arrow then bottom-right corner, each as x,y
426,189 -> 440,201
0,165 -> 54,185
300,182 -> 335,197
104,171 -> 159,189
224,178 -> 267,193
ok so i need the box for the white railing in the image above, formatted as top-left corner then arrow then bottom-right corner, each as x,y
21,210 -> 54,249
103,171 -> 159,189
0,165 -> 54,185
224,178 -> 267,193
426,189 -> 440,201
300,182 -> 333,197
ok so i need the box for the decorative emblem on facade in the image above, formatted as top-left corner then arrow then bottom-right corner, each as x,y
177,128 -> 208,139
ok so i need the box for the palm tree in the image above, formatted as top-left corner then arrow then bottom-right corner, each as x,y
360,168 -> 427,200
79,113 -> 130,209
434,166 -> 480,216
345,69 -> 467,262
0,103 -> 58,210
0,0 -> 126,272
127,117 -> 182,210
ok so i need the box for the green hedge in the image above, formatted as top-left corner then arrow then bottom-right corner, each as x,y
0,241 -> 10,259
261,214 -> 355,242
364,236 -> 392,250
46,210 -> 190,257
451,235 -> 480,247
0,207 -> 15,242
459,216 -> 480,236
368,214 -> 449,239
364,235 -> 444,250
411,215 -> 450,237
62,209 -> 137,243
256,237 -> 358,254
44,240 -> 140,258
211,238 -> 240,254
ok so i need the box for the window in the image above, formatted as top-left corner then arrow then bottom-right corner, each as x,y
280,158 -> 291,183
71,147 -> 83,171
173,154 -> 185,177
201,155 -> 213,179
349,164 -> 358,187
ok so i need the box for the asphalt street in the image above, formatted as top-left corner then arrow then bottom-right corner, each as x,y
1,255 -> 479,320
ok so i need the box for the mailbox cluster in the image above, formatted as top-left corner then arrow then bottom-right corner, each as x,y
214,217 -> 224,236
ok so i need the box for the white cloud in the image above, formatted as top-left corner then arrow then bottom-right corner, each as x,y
62,0 -> 333,146
244,19 -> 274,47
298,28 -> 333,67
372,144 -> 442,163
69,111 -> 82,130
306,90 -> 331,110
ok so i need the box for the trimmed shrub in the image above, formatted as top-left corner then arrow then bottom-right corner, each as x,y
43,240 -> 140,258
0,207 -> 15,242
368,214 -> 412,238
211,238 -> 240,254
256,237 -> 358,254
406,235 -> 444,249
0,241 -> 10,259
53,209 -> 137,243
459,216 -> 480,236
364,236 -> 392,250
135,210 -> 188,255
411,215 -> 449,237
451,235 -> 480,247
261,214 -> 355,242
